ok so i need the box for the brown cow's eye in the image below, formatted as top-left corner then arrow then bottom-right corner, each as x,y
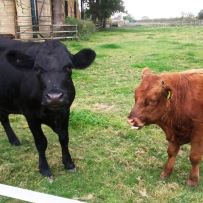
144,99 -> 148,106
148,99 -> 157,106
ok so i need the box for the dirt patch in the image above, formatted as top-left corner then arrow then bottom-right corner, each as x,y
93,103 -> 114,111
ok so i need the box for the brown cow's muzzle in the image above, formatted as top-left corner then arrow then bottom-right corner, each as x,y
127,117 -> 145,130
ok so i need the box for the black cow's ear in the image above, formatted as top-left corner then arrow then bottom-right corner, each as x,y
6,50 -> 34,70
72,48 -> 96,69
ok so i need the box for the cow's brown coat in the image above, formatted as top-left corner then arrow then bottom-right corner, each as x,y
128,68 -> 203,186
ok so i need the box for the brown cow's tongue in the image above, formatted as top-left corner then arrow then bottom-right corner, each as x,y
131,126 -> 139,130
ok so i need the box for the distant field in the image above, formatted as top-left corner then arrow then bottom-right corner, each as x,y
1,26 -> 203,203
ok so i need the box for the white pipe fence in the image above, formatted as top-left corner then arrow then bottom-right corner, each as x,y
0,183 -> 83,203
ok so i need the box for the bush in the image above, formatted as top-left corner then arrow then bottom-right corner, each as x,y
65,17 -> 96,40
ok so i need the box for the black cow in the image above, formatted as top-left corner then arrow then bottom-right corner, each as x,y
0,38 -> 96,177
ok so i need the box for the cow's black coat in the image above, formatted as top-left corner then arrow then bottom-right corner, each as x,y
0,38 -> 96,176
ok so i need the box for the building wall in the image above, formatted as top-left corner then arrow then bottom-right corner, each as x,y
15,0 -> 33,39
0,0 -> 80,39
37,0 -> 52,23
0,0 -> 16,36
75,0 -> 80,19
65,0 -> 80,19
37,0 -> 52,38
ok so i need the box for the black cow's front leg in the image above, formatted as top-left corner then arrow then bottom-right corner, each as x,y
26,117 -> 51,177
50,110 -> 76,172
58,130 -> 75,171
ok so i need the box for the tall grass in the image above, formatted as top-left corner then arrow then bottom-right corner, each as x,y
1,26 -> 203,202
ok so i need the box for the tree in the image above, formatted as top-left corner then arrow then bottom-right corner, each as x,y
181,11 -> 195,19
85,0 -> 125,28
198,9 -> 203,19
123,14 -> 136,22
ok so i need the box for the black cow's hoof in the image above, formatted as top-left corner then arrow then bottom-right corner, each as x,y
40,169 -> 52,177
68,168 -> 77,173
47,176 -> 54,183
64,162 -> 76,172
10,139 -> 21,146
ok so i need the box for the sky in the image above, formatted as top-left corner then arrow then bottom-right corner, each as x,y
123,0 -> 203,20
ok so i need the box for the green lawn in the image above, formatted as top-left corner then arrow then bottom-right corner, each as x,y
1,26 -> 203,202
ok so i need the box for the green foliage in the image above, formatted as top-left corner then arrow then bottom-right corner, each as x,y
198,9 -> 203,19
123,14 -> 136,22
65,17 -> 96,40
84,0 -> 125,27
70,109 -> 109,128
1,26 -> 203,202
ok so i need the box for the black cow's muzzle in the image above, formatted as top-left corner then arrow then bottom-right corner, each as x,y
42,91 -> 66,110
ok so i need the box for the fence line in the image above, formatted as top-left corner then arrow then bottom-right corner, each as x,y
0,183 -> 83,203
16,24 -> 78,41
133,19 -> 203,27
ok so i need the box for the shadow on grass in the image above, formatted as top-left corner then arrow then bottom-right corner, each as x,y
99,43 -> 122,49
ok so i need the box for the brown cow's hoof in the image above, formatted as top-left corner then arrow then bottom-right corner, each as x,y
160,171 -> 171,179
187,178 -> 198,187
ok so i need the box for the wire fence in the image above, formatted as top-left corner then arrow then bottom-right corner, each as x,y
133,19 -> 203,27
16,23 -> 78,41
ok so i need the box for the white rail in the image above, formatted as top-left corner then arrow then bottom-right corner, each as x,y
0,184 -> 83,203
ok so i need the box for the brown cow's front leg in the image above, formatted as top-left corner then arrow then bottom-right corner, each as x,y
187,136 -> 203,186
160,142 -> 180,179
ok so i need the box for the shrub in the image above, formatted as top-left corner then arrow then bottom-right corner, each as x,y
65,17 -> 96,40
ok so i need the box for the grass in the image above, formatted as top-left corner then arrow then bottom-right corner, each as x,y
1,26 -> 203,202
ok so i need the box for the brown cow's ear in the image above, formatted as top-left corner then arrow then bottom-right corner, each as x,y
165,89 -> 172,100
161,81 -> 172,100
142,67 -> 152,78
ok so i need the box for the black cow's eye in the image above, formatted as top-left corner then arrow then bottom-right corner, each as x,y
66,67 -> 72,72
34,66 -> 42,74
65,67 -> 72,76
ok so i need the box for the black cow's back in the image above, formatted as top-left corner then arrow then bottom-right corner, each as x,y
0,38 -> 40,57
0,39 -> 41,113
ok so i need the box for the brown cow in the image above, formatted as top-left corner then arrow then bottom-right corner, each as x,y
128,67 -> 203,186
